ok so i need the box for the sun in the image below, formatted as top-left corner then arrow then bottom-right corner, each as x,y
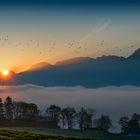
2,70 -> 9,76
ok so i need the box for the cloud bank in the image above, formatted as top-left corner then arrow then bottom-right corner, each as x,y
0,84 -> 139,132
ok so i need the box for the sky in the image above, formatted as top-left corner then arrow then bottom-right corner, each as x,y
0,0 -> 140,72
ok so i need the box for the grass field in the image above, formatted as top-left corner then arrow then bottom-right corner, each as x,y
0,127 -> 140,140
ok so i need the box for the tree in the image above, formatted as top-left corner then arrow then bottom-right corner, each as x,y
13,101 -> 26,119
77,107 -> 87,132
46,105 -> 61,122
128,119 -> 139,134
22,103 -> 39,120
4,96 -> 13,120
85,108 -> 95,129
132,113 -> 140,122
1,96 -> 40,125
119,116 -> 129,133
28,103 -> 39,118
119,114 -> 140,134
127,113 -> 140,134
96,115 -> 112,131
0,98 -> 5,120
61,107 -> 76,129
60,109 -> 66,129
77,107 -> 95,132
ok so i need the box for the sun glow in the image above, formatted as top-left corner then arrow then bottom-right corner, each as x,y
2,70 -> 9,76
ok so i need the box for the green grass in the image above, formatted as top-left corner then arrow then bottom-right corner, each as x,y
0,128 -> 89,140
0,127 -> 139,140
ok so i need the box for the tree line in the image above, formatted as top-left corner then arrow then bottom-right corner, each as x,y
0,96 -> 139,134
119,113 -> 140,134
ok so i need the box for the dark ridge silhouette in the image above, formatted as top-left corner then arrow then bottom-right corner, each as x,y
55,57 -> 93,66
28,62 -> 53,71
4,48 -> 140,87
128,48 -> 140,59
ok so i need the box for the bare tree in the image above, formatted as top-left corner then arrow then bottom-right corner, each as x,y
119,116 -> 129,133
0,98 -> 5,120
77,107 -> 95,132
61,107 -> 76,129
46,105 -> 61,123
4,96 -> 13,120
96,115 -> 112,131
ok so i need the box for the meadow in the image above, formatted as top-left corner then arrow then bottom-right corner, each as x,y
0,127 -> 139,140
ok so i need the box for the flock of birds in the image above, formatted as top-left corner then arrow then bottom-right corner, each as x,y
0,35 -> 136,57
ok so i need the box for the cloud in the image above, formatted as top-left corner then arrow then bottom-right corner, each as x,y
0,84 -> 139,132
81,18 -> 111,41
96,18 -> 111,32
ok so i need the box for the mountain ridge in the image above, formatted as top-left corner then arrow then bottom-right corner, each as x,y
6,48 -> 140,87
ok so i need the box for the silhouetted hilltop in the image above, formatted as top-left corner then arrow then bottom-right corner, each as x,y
28,62 -> 53,71
56,57 -> 94,66
128,48 -> 140,59
8,48 -> 140,87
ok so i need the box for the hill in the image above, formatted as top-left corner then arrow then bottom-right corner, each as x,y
6,48 -> 140,87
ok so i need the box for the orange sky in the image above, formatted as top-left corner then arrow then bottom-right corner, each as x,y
0,2 -> 140,73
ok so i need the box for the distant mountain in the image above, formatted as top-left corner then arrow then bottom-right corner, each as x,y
128,49 -> 140,59
7,48 -> 140,87
55,57 -> 93,66
28,62 -> 53,71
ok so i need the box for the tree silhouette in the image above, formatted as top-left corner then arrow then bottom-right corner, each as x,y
128,119 -> 139,134
127,113 -> 140,134
96,115 -> 112,131
21,103 -> 39,120
13,101 -> 26,119
4,96 -> 13,120
0,98 -> 5,120
46,105 -> 61,123
132,113 -> 140,121
60,109 -> 66,129
77,107 -> 87,132
77,107 -> 95,132
119,114 -> 140,134
61,107 -> 76,129
28,103 -> 39,119
119,116 -> 129,134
